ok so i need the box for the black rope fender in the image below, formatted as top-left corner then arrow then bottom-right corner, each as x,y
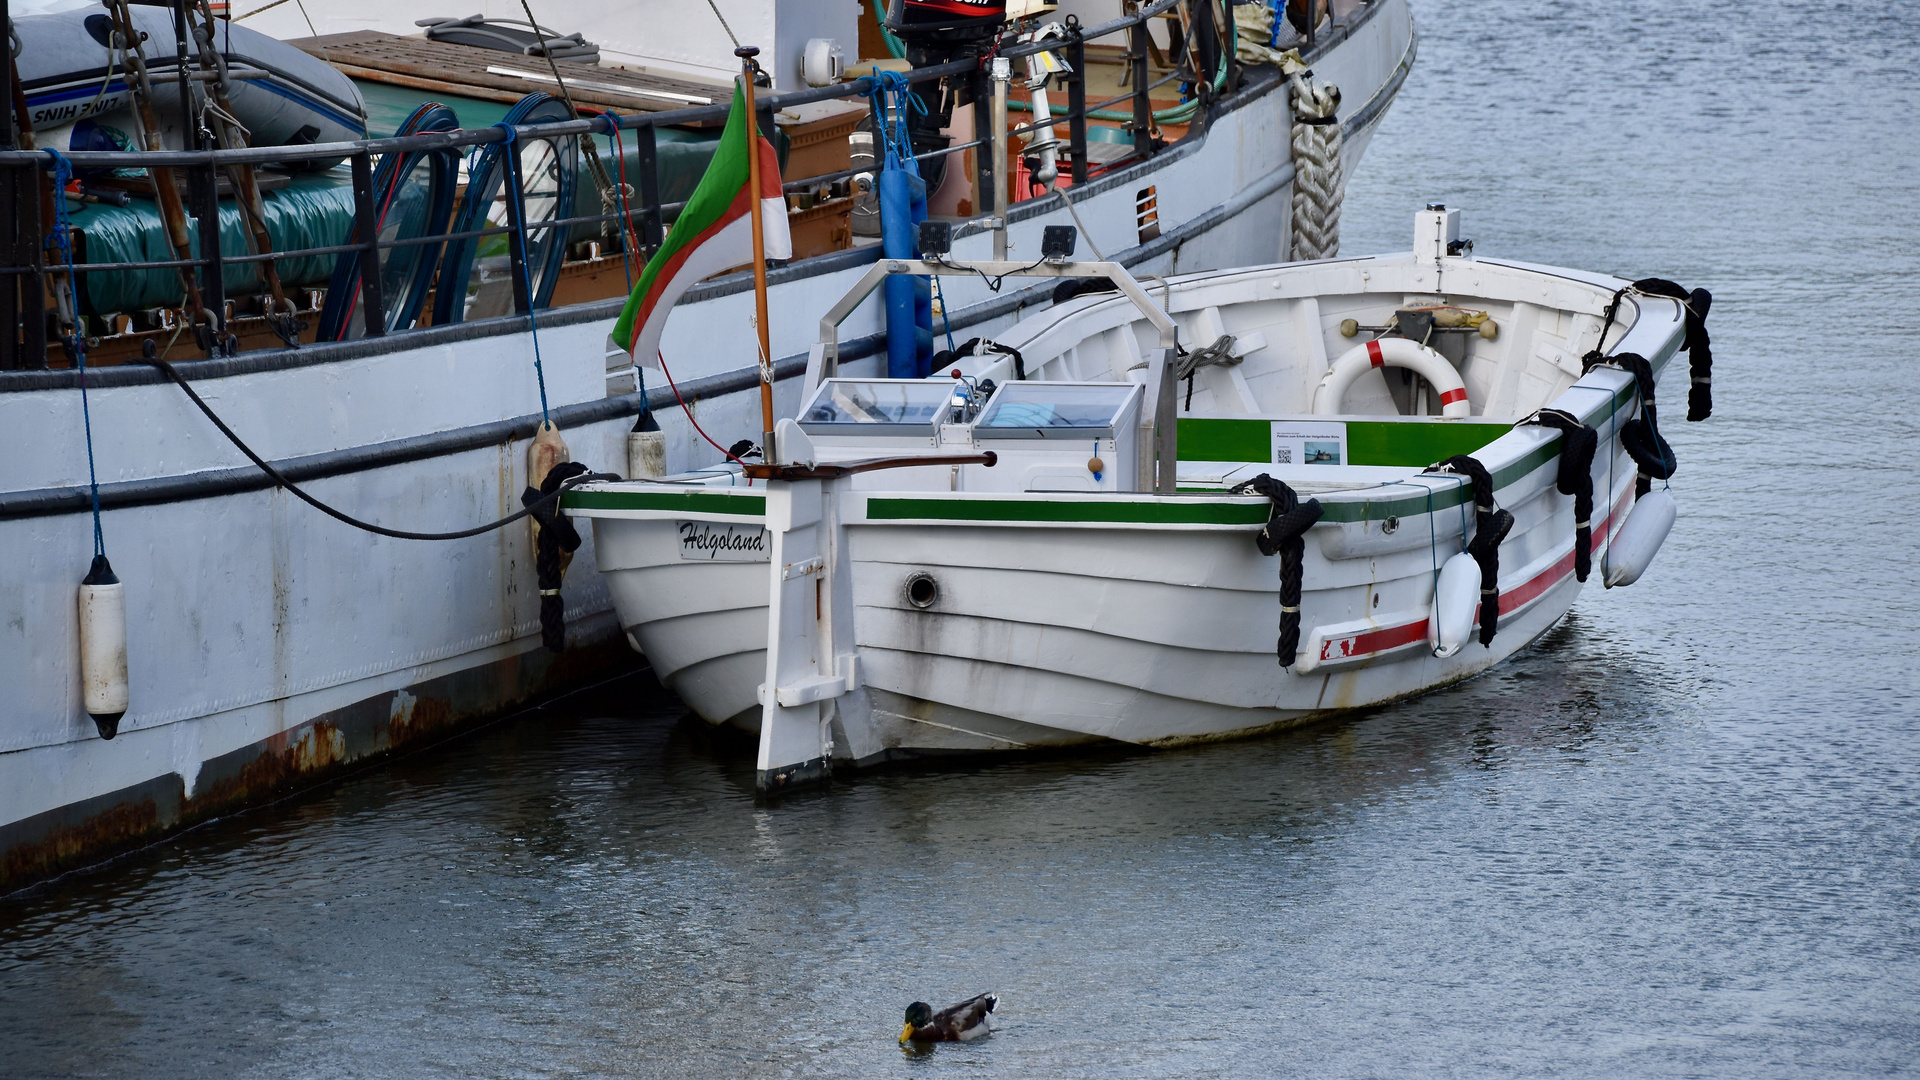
1590,351 -> 1676,498
525,462 -> 589,653
1230,474 -> 1323,666
1631,277 -> 1714,421
1423,454 -> 1514,646
1525,409 -> 1599,583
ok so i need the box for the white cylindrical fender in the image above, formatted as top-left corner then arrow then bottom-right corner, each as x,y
1604,489 -> 1676,588
1314,337 -> 1472,418
78,558 -> 128,739
1430,551 -> 1480,658
627,429 -> 666,479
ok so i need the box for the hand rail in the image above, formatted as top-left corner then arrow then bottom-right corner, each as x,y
742,451 -> 997,481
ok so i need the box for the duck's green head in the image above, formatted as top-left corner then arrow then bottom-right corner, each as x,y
900,1001 -> 934,1042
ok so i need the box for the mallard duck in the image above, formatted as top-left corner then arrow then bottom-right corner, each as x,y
899,994 -> 997,1044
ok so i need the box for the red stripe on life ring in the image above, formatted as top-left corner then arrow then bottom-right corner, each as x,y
1366,340 -> 1385,368
1439,387 -> 1468,406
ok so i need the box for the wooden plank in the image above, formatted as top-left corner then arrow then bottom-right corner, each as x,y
290,32 -> 725,115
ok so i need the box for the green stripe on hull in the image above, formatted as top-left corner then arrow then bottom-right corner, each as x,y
563,490 -> 767,515
1348,420 -> 1509,466
867,497 -> 1270,525
1175,417 -> 1512,468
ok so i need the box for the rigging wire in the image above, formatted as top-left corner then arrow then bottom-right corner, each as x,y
42,150 -> 108,560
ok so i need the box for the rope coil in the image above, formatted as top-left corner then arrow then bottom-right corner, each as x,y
1231,473 -> 1323,666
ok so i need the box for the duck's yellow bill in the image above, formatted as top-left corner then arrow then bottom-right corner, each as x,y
898,1023 -> 915,1043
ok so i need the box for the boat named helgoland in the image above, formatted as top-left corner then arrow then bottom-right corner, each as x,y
566,207 -> 1714,790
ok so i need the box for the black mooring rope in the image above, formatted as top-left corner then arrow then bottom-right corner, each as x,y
141,355 -> 618,541
1231,473 -> 1323,666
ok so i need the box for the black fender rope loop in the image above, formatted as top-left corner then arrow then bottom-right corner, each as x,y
1595,351 -> 1676,492
1525,409 -> 1598,583
1231,474 -> 1323,667
1631,277 -> 1714,421
526,461 -> 590,653
1424,454 -> 1507,646
141,355 -> 620,541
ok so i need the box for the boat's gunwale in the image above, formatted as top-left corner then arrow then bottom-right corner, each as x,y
562,335 -> 1675,529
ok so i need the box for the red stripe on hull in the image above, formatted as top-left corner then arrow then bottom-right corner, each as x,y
1323,485 -> 1636,663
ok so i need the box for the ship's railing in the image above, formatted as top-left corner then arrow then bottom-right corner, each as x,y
0,0 -> 1235,370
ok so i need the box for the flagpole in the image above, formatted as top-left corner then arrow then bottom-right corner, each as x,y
736,46 -> 777,465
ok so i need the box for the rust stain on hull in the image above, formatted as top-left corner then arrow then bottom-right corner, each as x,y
2,633 -> 640,892
190,720 -> 347,810
2,790 -> 169,888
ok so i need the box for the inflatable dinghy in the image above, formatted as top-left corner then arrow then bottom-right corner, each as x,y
11,3 -> 365,164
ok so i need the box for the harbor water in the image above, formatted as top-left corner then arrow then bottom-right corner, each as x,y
3,0 -> 1917,1074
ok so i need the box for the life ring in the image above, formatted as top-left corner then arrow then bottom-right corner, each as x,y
1312,338 -> 1472,417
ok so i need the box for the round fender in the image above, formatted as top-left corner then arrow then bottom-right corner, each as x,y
1430,551 -> 1480,658
1314,337 -> 1472,418
1604,489 -> 1676,588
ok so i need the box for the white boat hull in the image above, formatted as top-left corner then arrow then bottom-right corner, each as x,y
573,240 -> 1692,783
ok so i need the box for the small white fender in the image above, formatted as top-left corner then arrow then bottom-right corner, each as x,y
1314,337 -> 1473,418
1430,552 -> 1480,658
78,560 -> 128,738
626,429 -> 665,479
1604,489 -> 1676,588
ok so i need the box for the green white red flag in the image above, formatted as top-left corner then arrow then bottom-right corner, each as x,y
609,81 -> 790,368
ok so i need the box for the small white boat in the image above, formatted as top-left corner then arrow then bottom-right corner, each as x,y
572,207 -> 1713,791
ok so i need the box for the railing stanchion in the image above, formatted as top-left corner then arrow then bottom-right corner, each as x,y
970,68 -> 994,218
193,159 -> 227,353
1066,24 -> 1089,187
1193,0 -> 1218,109
0,166 -> 22,370
632,121 -> 663,252
349,150 -> 387,338
2,162 -> 47,370
1129,11 -> 1153,160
